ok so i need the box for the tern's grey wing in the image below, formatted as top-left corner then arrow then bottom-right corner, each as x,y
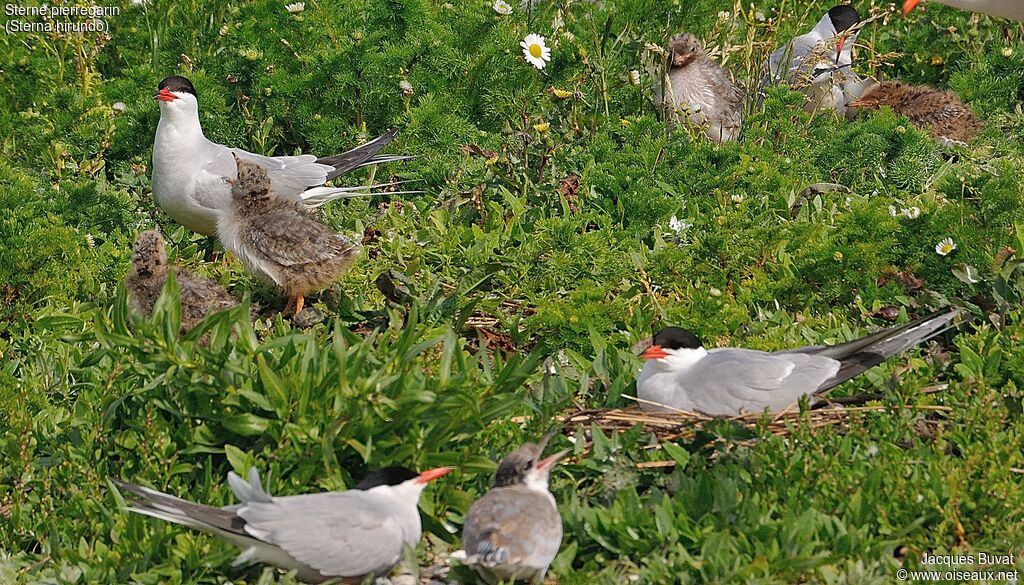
245,208 -> 358,267
463,487 -> 562,570
315,128 -> 407,181
685,349 -> 841,414
786,309 -> 961,395
239,491 -> 407,578
230,149 -> 334,197
198,143 -> 332,199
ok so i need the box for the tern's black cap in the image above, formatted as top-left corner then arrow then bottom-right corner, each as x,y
653,327 -> 703,350
157,76 -> 197,98
827,5 -> 860,33
354,466 -> 418,489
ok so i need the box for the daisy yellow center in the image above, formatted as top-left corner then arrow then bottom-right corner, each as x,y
940,244 -> 953,252
529,44 -> 543,58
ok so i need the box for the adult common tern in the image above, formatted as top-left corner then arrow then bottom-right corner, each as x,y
126,229 -> 238,332
151,75 -> 410,236
220,155 -> 360,315
903,0 -> 1024,20
661,32 -> 744,143
454,430 -> 568,584
849,81 -> 983,145
762,5 -> 872,118
637,309 -> 962,416
113,465 -> 453,584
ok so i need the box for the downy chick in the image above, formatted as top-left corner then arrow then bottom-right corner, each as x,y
126,230 -> 238,333
849,81 -> 983,144
218,155 -> 360,314
661,32 -> 744,143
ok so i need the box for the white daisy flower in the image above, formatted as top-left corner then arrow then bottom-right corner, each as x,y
629,70 -> 641,86
935,237 -> 956,256
112,102 -> 126,112
901,206 -> 921,219
521,33 -> 551,70
730,193 -> 744,204
492,0 -> 512,15
399,80 -> 414,97
285,2 -> 304,13
668,215 -> 692,234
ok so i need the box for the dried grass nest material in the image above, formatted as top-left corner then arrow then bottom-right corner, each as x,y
562,385 -> 951,445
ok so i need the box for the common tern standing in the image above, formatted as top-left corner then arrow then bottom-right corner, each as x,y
219,155 -> 360,315
151,75 -> 410,236
637,309 -> 962,416
454,430 -> 568,584
903,0 -> 1024,20
761,5 -> 871,118
113,465 -> 453,584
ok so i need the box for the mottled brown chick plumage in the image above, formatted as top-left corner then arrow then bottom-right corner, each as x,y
218,155 -> 360,314
126,230 -> 238,333
850,81 -> 983,144
660,32 -> 745,143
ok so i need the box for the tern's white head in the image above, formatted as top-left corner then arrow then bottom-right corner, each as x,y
820,5 -> 860,63
641,326 -> 708,371
493,430 -> 568,493
354,465 -> 454,503
154,75 -> 200,122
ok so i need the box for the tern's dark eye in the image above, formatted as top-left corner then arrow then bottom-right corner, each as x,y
523,460 -> 533,471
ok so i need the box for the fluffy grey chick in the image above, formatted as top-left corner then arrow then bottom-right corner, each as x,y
455,430 -> 569,584
218,155 -> 360,315
126,230 -> 238,333
661,32 -> 744,143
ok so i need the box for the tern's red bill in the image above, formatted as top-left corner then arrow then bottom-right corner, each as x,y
835,35 -> 846,62
642,345 -> 670,360
416,466 -> 454,484
902,0 -> 922,15
154,87 -> 178,102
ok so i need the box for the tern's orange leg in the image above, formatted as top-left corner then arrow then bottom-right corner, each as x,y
283,296 -> 295,315
294,295 -> 304,315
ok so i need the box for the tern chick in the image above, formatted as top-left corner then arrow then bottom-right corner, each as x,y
661,32 -> 744,143
126,230 -> 238,332
456,430 -> 568,584
849,81 -> 983,144
218,155 -> 360,315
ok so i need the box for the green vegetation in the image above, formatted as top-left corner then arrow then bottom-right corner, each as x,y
2,0 -> 1023,583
